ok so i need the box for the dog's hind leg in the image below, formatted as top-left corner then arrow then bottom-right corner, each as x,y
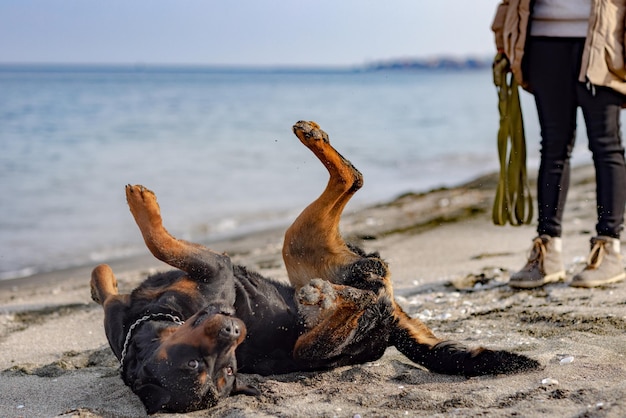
391,305 -> 540,376
294,279 -> 384,364
125,185 -> 234,281
283,121 -> 364,289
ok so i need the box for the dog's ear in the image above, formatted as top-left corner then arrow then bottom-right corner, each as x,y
134,382 -> 172,414
231,379 -> 260,397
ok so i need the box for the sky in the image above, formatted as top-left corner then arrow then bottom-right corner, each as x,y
0,0 -> 502,67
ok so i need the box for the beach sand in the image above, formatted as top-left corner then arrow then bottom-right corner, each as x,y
2,163 -> 625,418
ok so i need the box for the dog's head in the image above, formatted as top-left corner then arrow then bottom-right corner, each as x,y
128,306 -> 258,414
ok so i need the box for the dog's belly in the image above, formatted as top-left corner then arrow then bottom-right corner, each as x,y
233,269 -> 305,375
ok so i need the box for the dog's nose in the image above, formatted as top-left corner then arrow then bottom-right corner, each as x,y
219,319 -> 241,340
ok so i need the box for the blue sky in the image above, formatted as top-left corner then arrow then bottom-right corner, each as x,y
0,0 -> 501,66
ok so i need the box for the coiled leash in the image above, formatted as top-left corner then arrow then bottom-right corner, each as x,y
492,53 -> 533,226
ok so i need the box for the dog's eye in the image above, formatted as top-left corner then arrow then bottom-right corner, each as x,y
225,366 -> 234,376
187,360 -> 200,369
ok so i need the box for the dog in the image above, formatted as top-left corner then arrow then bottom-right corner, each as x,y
91,121 -> 540,414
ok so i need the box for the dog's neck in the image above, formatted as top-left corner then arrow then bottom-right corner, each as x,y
120,312 -> 185,369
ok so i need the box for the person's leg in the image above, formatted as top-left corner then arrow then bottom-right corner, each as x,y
508,37 -> 581,288
527,37 -> 581,238
571,81 -> 626,287
578,85 -> 626,238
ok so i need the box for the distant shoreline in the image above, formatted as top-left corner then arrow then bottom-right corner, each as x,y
0,56 -> 492,74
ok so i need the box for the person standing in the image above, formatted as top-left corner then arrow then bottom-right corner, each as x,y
491,0 -> 626,288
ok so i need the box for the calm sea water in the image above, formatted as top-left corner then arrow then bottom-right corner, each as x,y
0,65 -> 598,280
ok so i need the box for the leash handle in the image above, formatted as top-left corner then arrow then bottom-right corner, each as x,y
492,55 -> 533,226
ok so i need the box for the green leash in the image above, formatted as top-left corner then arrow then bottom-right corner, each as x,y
492,53 -> 533,226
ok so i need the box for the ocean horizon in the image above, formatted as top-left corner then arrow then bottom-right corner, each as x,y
0,64 -> 600,281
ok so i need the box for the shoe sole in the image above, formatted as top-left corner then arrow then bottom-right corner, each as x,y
508,271 -> 566,289
569,272 -> 626,288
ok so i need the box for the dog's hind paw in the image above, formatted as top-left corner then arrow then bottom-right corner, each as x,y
344,257 -> 389,292
293,121 -> 330,145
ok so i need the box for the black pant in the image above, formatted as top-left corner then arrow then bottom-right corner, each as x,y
526,37 -> 626,239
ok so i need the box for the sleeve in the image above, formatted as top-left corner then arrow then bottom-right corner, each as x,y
491,1 -> 509,52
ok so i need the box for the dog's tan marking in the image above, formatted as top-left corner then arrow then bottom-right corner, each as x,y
133,276 -> 199,302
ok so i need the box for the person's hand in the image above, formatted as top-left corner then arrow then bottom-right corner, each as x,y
493,51 -> 510,72
492,51 -> 511,88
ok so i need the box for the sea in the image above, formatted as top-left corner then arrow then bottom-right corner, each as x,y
0,64 -> 601,281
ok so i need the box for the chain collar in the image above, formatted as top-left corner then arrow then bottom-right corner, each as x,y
119,312 -> 185,369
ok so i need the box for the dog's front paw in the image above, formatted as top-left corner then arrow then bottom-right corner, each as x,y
125,184 -> 162,227
297,279 -> 338,329
298,278 -> 336,309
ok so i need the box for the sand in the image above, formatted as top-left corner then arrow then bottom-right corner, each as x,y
1,163 -> 625,418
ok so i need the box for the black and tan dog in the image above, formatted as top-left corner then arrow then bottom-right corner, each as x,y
91,121 -> 539,414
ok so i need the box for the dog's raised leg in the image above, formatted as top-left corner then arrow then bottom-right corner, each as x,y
125,185 -> 235,294
283,122 -> 539,376
283,121 -> 364,289
126,184 -> 207,267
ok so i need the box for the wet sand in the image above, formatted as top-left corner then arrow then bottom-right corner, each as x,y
2,164 -> 625,418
